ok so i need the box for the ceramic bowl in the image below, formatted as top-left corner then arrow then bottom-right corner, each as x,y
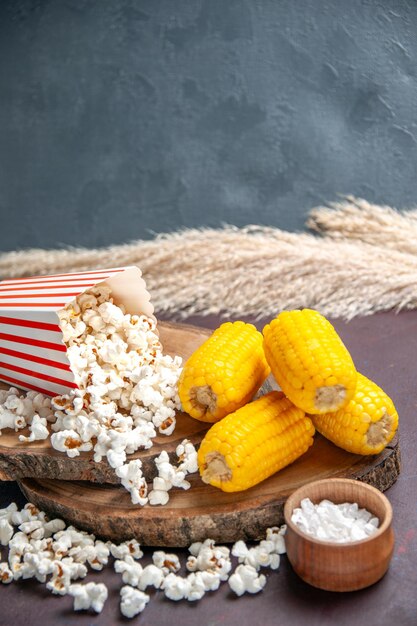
283,477 -> 394,592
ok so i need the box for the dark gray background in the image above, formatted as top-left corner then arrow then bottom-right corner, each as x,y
1,0 -> 417,252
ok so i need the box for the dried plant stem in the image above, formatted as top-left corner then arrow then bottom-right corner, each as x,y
1,201 -> 417,321
308,196 -> 417,255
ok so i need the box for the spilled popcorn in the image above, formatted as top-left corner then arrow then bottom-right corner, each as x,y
0,284 -> 191,505
53,284 -> 182,457
0,501 -> 287,617
291,497 -> 379,543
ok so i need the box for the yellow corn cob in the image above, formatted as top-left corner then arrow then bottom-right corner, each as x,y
311,372 -> 398,455
198,391 -> 315,492
263,309 -> 357,414
178,321 -> 270,423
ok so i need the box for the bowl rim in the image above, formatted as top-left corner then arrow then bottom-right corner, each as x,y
283,477 -> 393,548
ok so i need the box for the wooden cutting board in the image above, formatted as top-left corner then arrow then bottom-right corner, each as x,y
1,320 -> 401,546
18,437 -> 399,546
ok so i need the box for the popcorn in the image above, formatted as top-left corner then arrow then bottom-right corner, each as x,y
22,552 -> 54,582
0,519 -> 14,546
110,539 -> 143,561
137,564 -> 165,591
18,520 -> 44,541
152,551 -> 181,574
50,430 -> 93,458
48,285 -> 183,502
0,286 -> 185,505
88,540 -> 110,570
147,441 -> 197,507
0,503 -> 18,524
265,525 -> 287,554
115,460 -> 148,505
43,519 -> 66,538
162,573 -> 191,601
228,564 -> 266,596
0,388 -> 54,436
11,503 -> 45,525
0,401 -> 26,434
18,415 -> 49,443
0,501 -> 289,617
114,556 -> 144,586
196,569 -> 221,592
185,572 -> 206,601
69,582 -> 108,613
187,539 -> 231,580
120,586 -> 150,618
232,539 -> 280,571
0,562 -> 13,584
8,531 -> 30,556
291,498 -> 379,543
176,439 -> 198,474
231,526 -> 286,572
148,489 -> 169,506
46,562 -> 77,595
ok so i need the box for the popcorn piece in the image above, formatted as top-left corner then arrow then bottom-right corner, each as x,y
228,564 -> 266,596
148,489 -> 169,506
8,531 -> 30,556
0,503 -> 18,524
266,525 -> 287,554
22,553 -> 54,583
0,519 -> 14,546
114,555 -> 143,586
0,406 -> 26,434
43,518 -> 66,538
19,520 -> 45,540
152,551 -> 181,574
88,540 -> 110,570
197,569 -> 221,592
47,559 -> 88,595
147,444 -> 196,507
0,562 -> 13,584
231,540 -> 249,559
187,540 -> 231,580
69,582 -> 108,613
110,539 -> 143,561
137,564 -> 165,591
120,586 -> 150,618
176,439 -> 198,474
115,460 -> 148,506
52,526 -> 95,560
162,573 -> 191,601
19,415 -> 49,443
232,540 -> 278,571
50,430 -> 93,458
185,555 -> 198,572
185,572 -> 206,601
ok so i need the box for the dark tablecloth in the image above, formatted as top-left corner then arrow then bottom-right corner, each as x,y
1,311 -> 416,626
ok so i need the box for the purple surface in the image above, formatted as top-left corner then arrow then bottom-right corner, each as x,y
1,311 -> 417,625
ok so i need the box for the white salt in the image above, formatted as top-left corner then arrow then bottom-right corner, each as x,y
291,497 -> 379,543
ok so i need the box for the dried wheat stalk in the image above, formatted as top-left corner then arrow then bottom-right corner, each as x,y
1,202 -> 417,320
308,196 -> 417,255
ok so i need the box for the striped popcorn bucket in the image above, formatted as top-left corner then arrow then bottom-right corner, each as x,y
0,266 -> 153,396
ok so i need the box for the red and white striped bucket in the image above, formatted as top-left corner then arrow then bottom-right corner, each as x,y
0,266 -> 153,397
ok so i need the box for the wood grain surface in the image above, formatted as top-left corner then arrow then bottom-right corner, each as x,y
18,436 -> 399,546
